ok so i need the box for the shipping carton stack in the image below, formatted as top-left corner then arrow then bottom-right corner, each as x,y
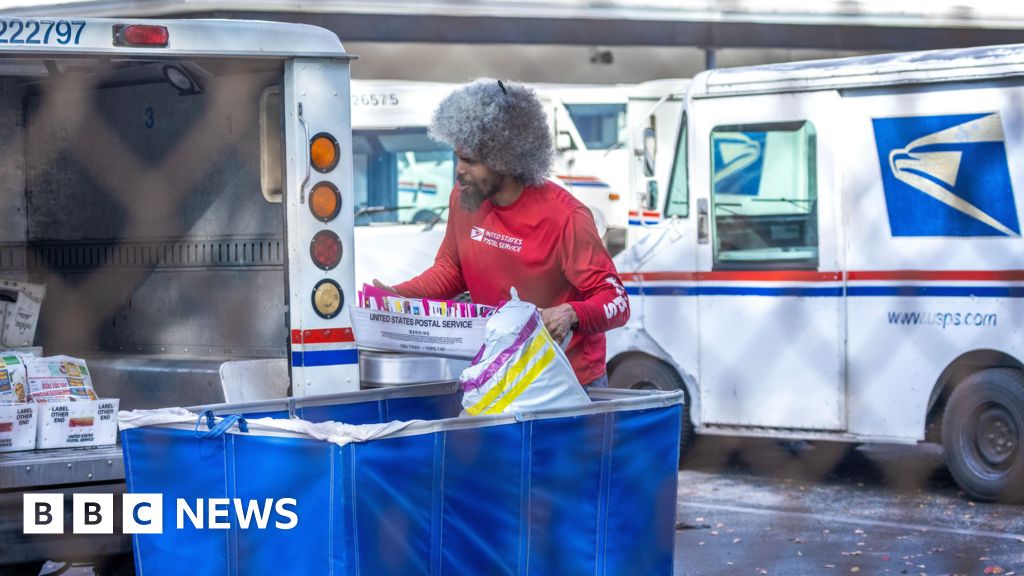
0,280 -> 118,452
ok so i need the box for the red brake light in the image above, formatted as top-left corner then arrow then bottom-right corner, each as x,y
310,230 -> 342,270
114,25 -> 169,47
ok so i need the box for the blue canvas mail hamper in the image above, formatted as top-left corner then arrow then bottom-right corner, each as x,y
120,382 -> 683,575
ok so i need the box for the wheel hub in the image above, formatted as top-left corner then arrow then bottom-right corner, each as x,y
975,405 -> 1019,469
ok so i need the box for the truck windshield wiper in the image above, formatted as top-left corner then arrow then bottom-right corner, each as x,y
354,205 -> 414,217
751,198 -> 813,210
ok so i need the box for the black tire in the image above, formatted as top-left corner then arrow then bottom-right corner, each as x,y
943,368 -> 1024,503
609,355 -> 695,453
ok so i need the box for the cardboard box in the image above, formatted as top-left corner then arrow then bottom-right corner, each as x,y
36,398 -> 119,449
0,402 -> 37,452
0,279 -> 45,348
350,307 -> 486,359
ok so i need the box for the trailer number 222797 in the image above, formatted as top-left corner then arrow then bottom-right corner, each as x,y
0,20 -> 86,46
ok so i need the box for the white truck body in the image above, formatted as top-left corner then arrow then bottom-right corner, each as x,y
0,17 -> 359,569
608,45 -> 1024,500
623,78 -> 689,241
535,82 -> 634,233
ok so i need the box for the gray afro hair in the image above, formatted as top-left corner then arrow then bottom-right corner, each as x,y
429,78 -> 553,186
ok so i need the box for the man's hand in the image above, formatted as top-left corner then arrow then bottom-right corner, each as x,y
372,279 -> 398,294
541,304 -> 578,345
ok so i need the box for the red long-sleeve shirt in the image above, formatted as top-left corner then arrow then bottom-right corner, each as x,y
394,180 -> 630,385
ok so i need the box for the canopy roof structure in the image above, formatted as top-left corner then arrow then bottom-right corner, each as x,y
3,0 -> 1024,52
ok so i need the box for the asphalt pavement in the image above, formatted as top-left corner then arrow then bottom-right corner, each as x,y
675,438 -> 1024,575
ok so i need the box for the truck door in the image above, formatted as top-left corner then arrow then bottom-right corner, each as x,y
695,91 -> 846,430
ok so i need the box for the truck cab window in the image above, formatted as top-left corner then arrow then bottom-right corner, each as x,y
664,115 -> 688,218
564,103 -> 626,150
352,128 -> 455,226
710,121 -> 818,269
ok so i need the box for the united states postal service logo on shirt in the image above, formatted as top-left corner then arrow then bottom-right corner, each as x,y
468,226 -> 524,253
871,112 -> 1020,237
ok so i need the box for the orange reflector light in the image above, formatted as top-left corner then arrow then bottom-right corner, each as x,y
309,182 -> 341,222
312,279 -> 343,319
310,133 -> 339,173
310,230 -> 342,270
113,24 -> 169,47
608,193 -> 621,201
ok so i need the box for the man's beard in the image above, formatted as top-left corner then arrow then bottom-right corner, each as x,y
459,175 -> 502,211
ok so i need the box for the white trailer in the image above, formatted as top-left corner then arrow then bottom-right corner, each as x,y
608,45 -> 1024,502
0,16 -> 359,573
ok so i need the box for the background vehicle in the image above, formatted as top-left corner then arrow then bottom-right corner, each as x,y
608,45 -> 1024,502
536,82 -> 632,246
0,17 -> 357,573
350,80 -> 453,288
624,78 -> 689,248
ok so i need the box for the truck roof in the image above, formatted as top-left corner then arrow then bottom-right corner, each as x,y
692,43 -> 1024,97
0,17 -> 349,59
629,78 -> 690,101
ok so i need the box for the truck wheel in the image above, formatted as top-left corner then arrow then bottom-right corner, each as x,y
609,355 -> 695,453
943,368 -> 1024,503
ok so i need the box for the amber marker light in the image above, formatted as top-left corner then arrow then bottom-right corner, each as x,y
310,133 -> 339,172
310,182 -> 341,222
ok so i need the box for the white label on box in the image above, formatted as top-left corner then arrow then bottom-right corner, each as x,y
350,307 -> 487,359
0,403 -> 37,453
37,399 -> 120,449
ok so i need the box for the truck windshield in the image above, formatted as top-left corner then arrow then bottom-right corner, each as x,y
565,103 -> 626,150
353,128 -> 455,226
665,115 -> 689,218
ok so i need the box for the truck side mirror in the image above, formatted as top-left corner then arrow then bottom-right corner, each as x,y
642,127 -> 656,177
645,179 -> 659,211
556,131 -> 574,151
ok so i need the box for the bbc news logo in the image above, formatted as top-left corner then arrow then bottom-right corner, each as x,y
24,494 -> 298,534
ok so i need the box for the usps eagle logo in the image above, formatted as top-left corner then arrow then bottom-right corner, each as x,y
872,113 -> 1020,237
712,132 -> 765,196
470,226 -> 485,242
